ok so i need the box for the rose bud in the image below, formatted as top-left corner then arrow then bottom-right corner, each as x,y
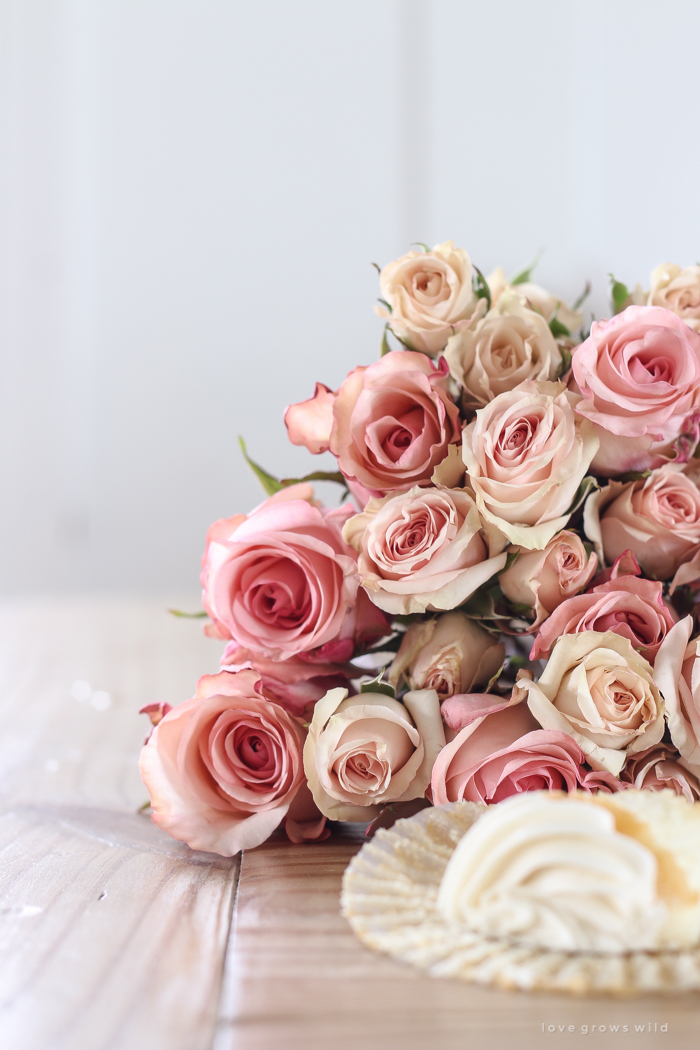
388,611 -> 504,702
498,529 -> 597,626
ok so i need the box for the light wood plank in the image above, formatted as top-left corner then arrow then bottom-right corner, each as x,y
0,596 -> 236,1050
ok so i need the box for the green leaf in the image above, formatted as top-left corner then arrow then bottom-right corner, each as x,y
359,671 -> 396,699
615,469 -> 652,484
380,324 -> 392,356
280,470 -> 347,487
549,315 -> 571,339
567,475 -> 599,516
168,608 -> 208,619
377,297 -> 392,314
471,265 -> 492,311
486,660 -> 506,693
610,275 -> 629,314
572,280 -> 592,311
558,344 -> 572,377
410,242 -> 430,252
371,261 -> 381,274
137,800 -> 152,814
239,436 -> 284,495
504,549 -> 520,572
510,253 -> 541,286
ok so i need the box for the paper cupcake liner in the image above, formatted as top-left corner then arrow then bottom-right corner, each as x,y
341,801 -> 700,995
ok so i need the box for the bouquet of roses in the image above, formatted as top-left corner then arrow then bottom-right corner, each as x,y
139,243 -> 700,856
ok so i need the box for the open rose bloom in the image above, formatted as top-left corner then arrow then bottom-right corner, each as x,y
141,241 -> 700,863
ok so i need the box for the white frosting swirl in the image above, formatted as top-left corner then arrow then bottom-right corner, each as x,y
437,793 -> 666,953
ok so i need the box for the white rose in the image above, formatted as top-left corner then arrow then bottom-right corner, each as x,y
648,263 -> 700,332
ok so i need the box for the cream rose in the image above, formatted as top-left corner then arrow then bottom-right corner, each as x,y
462,380 -> 598,552
343,485 -> 507,614
437,792 -> 666,953
521,631 -> 665,775
498,530 -> 597,626
488,267 -> 584,334
303,687 -> 445,820
584,466 -> 700,582
375,241 -> 484,356
654,616 -> 700,770
444,291 -> 562,409
387,611 -> 504,702
648,263 -> 700,332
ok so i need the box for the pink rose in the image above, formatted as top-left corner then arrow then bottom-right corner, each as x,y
139,669 -> 306,856
343,485 -> 507,614
388,611 -> 504,702
530,575 -> 676,662
462,380 -> 598,551
653,616 -> 700,769
498,529 -> 598,626
430,703 -> 621,805
220,646 -> 357,717
304,687 -> 445,820
201,484 -> 359,659
620,743 -> 700,803
572,305 -> 700,475
585,467 -> 700,582
329,351 -> 461,495
284,382 -> 336,454
375,241 -> 483,356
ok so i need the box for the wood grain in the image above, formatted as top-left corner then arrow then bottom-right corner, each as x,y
1,597 -> 699,1050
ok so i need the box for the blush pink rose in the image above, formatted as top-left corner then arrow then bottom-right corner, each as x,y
329,351 -> 461,495
201,483 -> 359,660
220,646 -> 357,717
620,744 -> 700,803
498,529 -> 598,626
462,380 -> 598,551
284,382 -> 337,454
585,467 -> 700,582
430,703 -> 622,805
530,575 -> 676,662
572,305 -> 700,475
343,485 -> 507,614
139,669 -> 307,856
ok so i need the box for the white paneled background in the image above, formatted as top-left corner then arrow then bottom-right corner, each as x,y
1,0 -> 699,593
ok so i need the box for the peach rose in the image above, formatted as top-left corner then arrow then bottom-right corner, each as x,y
462,380 -> 598,551
648,263 -> 700,333
444,291 -> 562,409
284,382 -> 336,454
200,484 -> 359,660
343,485 -> 507,614
376,241 -> 483,356
521,632 -> 665,775
653,616 -> 700,769
304,687 -> 445,820
430,702 -> 621,805
585,466 -> 700,582
620,744 -> 700,803
498,530 -> 597,626
488,267 -> 584,334
330,351 -> 461,495
387,611 -> 504,702
572,305 -> 700,475
140,670 -> 306,856
530,575 -> 676,662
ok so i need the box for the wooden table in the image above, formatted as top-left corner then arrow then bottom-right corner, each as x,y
0,597 -> 698,1050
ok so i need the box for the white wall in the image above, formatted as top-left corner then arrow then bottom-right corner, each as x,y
1,0 -> 699,593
